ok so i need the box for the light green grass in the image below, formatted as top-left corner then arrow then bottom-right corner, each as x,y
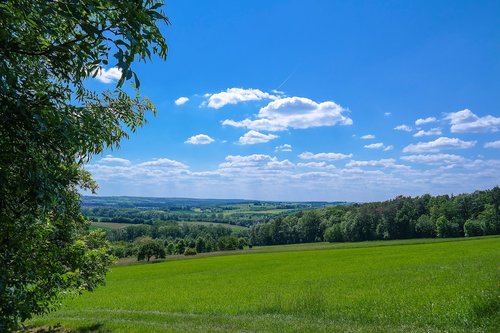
29,237 -> 500,332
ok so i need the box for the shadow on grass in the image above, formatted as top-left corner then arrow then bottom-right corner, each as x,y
26,323 -> 111,333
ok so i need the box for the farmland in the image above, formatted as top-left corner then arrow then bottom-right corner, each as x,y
29,236 -> 500,332
81,196 -> 340,228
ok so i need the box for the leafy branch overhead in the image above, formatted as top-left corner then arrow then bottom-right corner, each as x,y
0,1 -> 169,331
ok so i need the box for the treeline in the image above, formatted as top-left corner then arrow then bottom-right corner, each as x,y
111,235 -> 249,260
106,222 -> 246,242
105,222 -> 249,259
84,208 -> 259,227
250,187 -> 500,245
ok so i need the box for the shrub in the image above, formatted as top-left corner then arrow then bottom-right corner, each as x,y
464,219 -> 484,237
184,247 -> 197,256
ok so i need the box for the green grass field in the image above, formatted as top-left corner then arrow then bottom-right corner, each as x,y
29,237 -> 500,332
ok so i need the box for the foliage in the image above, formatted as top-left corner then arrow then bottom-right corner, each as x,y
250,187 -> 500,246
464,219 -> 484,237
184,247 -> 197,256
136,238 -> 166,262
0,0 -> 168,330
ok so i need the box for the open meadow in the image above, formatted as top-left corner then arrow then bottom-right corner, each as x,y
30,237 -> 499,332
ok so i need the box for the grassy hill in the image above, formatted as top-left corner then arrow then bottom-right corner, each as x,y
29,237 -> 499,332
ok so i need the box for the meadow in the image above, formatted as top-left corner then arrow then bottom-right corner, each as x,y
30,237 -> 500,332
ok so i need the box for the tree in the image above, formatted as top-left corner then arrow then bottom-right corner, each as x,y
435,216 -> 458,238
463,218 -> 484,237
478,204 -> 500,235
324,223 -> 343,242
0,1 -> 168,330
137,239 -> 166,262
415,214 -> 435,238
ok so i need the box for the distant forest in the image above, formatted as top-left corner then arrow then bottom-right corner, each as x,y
249,187 -> 500,246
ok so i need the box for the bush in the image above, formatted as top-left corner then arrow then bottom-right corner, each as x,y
324,224 -> 343,242
184,247 -> 197,256
415,215 -> 435,238
464,219 -> 484,237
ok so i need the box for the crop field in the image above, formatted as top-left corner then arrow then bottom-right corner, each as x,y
29,237 -> 499,332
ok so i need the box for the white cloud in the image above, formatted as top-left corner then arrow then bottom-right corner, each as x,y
238,130 -> 278,145
394,124 -> 412,132
484,140 -> 500,149
364,142 -> 384,149
384,112 -> 392,117
445,109 -> 500,133
297,162 -> 336,169
299,152 -> 353,160
219,154 -> 293,172
275,144 -> 292,152
175,97 -> 189,105
95,67 -> 122,84
401,154 -> 465,165
361,134 -> 375,140
415,117 -> 437,126
222,96 -> 352,132
185,134 -> 215,145
384,145 -> 394,151
204,88 -> 278,109
99,155 -> 131,165
403,137 -> 476,153
138,158 -> 189,169
345,159 -> 408,169
85,154 -> 500,202
413,127 -> 442,137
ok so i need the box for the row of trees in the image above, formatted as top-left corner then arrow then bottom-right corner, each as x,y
105,222 -> 247,242
250,187 -> 500,246
111,235 -> 248,260
84,207 -> 260,226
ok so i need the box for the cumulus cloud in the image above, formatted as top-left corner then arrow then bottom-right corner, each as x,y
361,134 -> 375,140
484,140 -> 500,149
185,134 -> 215,145
445,109 -> 500,133
403,137 -> 476,153
85,154 -> 500,202
275,144 -> 292,152
400,154 -> 465,165
299,152 -> 353,160
204,88 -> 278,109
346,159 -> 408,169
413,128 -> 442,137
99,155 -> 131,165
175,97 -> 189,105
138,158 -> 189,169
415,117 -> 437,126
394,124 -> 412,132
219,154 -> 293,171
94,67 -> 122,84
364,142 -> 384,149
297,162 -> 336,169
238,130 -> 278,145
363,142 -> 393,151
223,96 -> 352,131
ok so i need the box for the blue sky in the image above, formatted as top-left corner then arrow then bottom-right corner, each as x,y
86,0 -> 500,202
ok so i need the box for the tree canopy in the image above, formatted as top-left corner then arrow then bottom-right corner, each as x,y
0,0 -> 169,330
250,187 -> 500,246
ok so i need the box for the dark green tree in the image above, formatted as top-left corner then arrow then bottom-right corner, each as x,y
0,0 -> 168,330
137,238 -> 166,262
